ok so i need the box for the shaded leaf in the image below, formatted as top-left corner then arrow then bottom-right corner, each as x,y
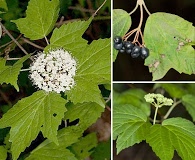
113,89 -> 151,116
70,133 -> 97,159
0,0 -> 8,11
66,39 -> 111,106
91,139 -> 111,160
113,104 -> 151,154
113,9 -> 131,61
147,118 -> 195,160
182,94 -> 195,121
12,0 -> 59,40
0,91 -> 67,160
26,126 -> 82,160
158,83 -> 187,98
144,12 -> 195,80
0,54 -> 32,91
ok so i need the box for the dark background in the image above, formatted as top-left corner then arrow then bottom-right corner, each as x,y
113,0 -> 195,81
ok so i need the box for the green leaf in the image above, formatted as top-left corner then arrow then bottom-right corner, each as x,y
70,133 -> 97,159
158,83 -> 187,98
113,104 -> 151,154
0,91 -> 67,160
0,54 -> 32,91
113,89 -> 151,116
91,139 -> 111,160
0,146 -> 7,160
45,17 -> 92,53
65,102 -> 104,130
0,0 -> 8,11
144,12 -> 195,80
113,9 -> 131,61
146,117 -> 195,160
182,94 -> 195,121
26,126 -> 82,160
66,39 -> 111,107
12,0 -> 59,40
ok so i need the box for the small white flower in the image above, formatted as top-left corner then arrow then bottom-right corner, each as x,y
29,48 -> 77,93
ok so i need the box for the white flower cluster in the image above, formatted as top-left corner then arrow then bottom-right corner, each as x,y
29,49 -> 77,93
144,93 -> 173,108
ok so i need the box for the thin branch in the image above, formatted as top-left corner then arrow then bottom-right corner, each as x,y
69,6 -> 95,13
6,58 -> 21,60
44,36 -> 49,45
93,0 -> 107,17
163,100 -> 182,120
21,37 -> 44,50
20,68 -> 30,72
0,21 -> 29,56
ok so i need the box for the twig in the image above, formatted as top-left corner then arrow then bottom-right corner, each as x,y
0,21 -> 29,56
6,58 -> 21,60
68,6 -> 95,13
93,0 -> 107,17
20,68 -> 30,72
21,37 -> 44,50
163,100 -> 182,120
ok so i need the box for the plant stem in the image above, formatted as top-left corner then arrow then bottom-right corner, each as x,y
0,21 -> 29,56
163,100 -> 182,119
44,36 -> 49,45
93,0 -> 107,17
20,68 -> 30,72
21,38 -> 44,50
153,105 -> 159,125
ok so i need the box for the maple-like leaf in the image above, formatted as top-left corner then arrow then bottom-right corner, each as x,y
144,12 -> 195,80
0,91 -> 67,160
12,0 -> 59,40
146,117 -> 195,160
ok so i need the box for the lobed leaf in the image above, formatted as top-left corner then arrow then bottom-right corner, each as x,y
66,38 -> 111,107
12,0 -> 59,40
144,12 -> 195,80
0,54 -> 32,91
113,9 -> 131,62
26,126 -> 82,160
113,89 -> 151,116
182,94 -> 195,121
113,104 -> 151,154
147,117 -> 195,160
0,91 -> 67,160
45,17 -> 93,53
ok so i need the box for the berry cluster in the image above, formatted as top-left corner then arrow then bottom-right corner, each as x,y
113,36 -> 149,59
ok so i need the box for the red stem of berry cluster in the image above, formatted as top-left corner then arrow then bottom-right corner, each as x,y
123,0 -> 151,47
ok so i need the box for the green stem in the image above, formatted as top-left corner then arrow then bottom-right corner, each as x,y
153,105 -> 159,125
163,100 -> 182,119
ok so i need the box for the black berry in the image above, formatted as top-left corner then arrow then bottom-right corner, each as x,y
119,46 -> 125,53
131,45 -> 141,58
140,47 -> 149,59
114,36 -> 122,44
124,41 -> 134,50
114,43 -> 123,50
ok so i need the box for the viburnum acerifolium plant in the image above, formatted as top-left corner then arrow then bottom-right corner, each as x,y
113,0 -> 150,59
0,0 -> 111,160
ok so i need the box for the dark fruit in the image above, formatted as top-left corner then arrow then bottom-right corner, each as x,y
114,43 -> 123,50
140,47 -> 149,59
113,36 -> 122,44
119,46 -> 125,53
126,49 -> 132,54
124,41 -> 134,50
131,45 -> 141,58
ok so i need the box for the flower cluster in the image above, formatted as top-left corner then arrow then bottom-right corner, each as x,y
29,49 -> 77,93
144,93 -> 173,108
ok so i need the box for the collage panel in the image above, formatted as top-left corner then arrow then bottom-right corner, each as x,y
113,83 -> 195,160
113,0 -> 195,81
0,0 -> 111,160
